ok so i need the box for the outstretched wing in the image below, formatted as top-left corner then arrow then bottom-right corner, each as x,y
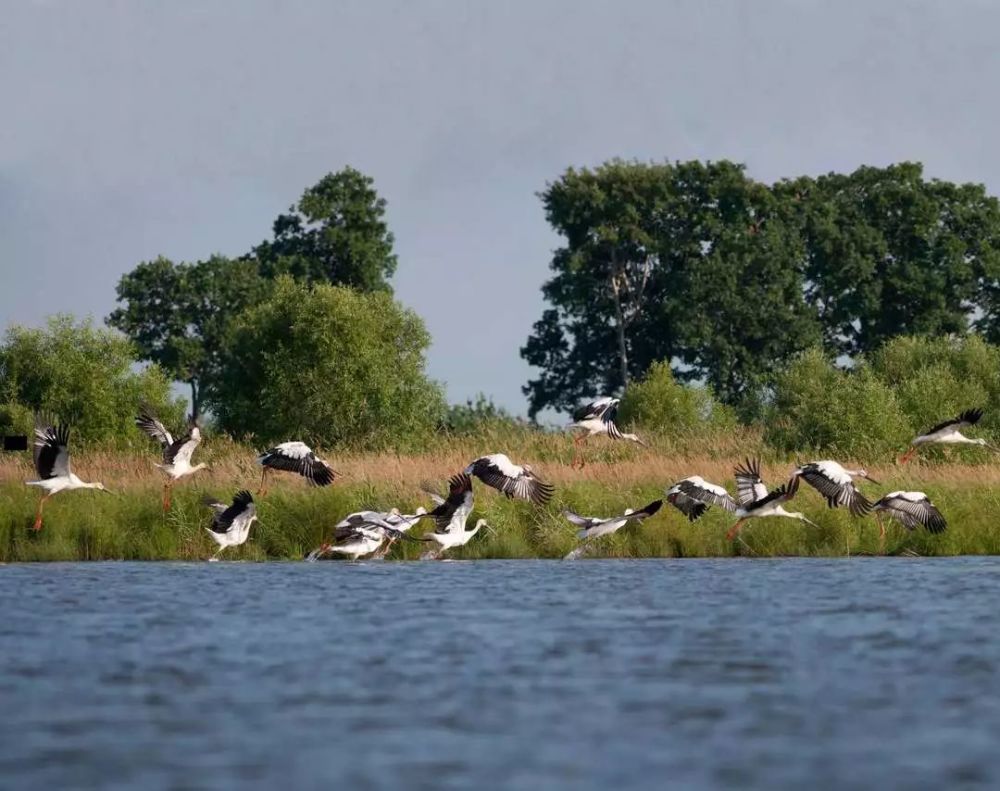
210,490 -> 255,534
136,409 -> 174,449
166,420 -> 201,466
562,509 -> 598,528
626,499 -> 663,521
675,478 -> 738,512
797,463 -> 872,516
33,420 -> 70,480
878,493 -> 947,534
429,473 -> 474,531
733,458 -> 768,505
923,408 -> 984,436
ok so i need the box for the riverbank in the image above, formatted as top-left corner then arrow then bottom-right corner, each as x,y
1,444 -> 997,561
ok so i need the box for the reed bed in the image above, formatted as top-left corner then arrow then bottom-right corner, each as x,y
2,431 -> 999,561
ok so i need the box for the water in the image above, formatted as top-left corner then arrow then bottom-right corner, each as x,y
3,558 -> 1000,790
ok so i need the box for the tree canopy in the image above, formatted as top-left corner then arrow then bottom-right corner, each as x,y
523,159 -> 1000,417
209,278 -> 445,449
253,167 -> 398,291
107,255 -> 265,417
0,316 -> 181,443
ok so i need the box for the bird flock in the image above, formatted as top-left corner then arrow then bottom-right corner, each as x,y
19,399 -> 991,561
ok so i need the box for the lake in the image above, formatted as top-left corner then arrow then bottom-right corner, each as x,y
2,558 -> 1000,790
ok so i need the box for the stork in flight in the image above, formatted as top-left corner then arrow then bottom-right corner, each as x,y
417,473 -> 489,558
666,459 -> 814,540
136,408 -> 206,511
465,454 -> 554,506
562,499 -> 662,559
898,409 -> 997,463
790,461 -> 877,516
568,397 -> 645,468
25,418 -> 111,530
256,441 -> 339,495
203,490 -> 258,560
871,491 -> 947,540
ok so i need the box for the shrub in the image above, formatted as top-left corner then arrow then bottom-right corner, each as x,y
442,394 -> 525,436
766,348 -> 909,459
209,278 -> 446,450
617,361 -> 735,432
0,315 -> 182,444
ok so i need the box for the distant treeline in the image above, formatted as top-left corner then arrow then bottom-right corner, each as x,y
3,159 -> 1000,453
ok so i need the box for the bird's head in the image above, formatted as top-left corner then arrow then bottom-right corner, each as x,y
858,468 -> 880,485
415,506 -> 427,516
624,433 -> 648,447
474,518 -> 493,535
96,482 -> 112,494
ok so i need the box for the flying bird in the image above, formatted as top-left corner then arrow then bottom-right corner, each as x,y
465,454 -> 554,506
790,461 -> 877,516
871,491 -> 947,539
256,441 -> 339,494
25,418 -> 110,531
562,499 -> 662,557
899,408 -> 997,463
568,397 -> 646,467
418,473 -> 488,557
203,490 -> 258,560
135,408 -> 206,510
665,476 -> 733,522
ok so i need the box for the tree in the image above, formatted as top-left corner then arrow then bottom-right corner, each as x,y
522,160 -> 821,415
209,278 -> 445,449
107,255 -> 265,416
0,315 -> 181,444
786,163 -> 1000,356
253,167 -> 398,291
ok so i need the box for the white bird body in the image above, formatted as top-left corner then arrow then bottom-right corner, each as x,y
791,460 -> 875,516
25,421 -> 109,530
256,441 -> 338,491
204,491 -> 258,559
464,454 -> 554,505
424,518 -> 487,551
900,409 -> 996,462
563,500 -> 663,541
418,473 -> 486,556
872,491 -> 947,535
136,410 -> 206,510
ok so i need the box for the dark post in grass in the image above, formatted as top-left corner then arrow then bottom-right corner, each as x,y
2,436 -> 28,451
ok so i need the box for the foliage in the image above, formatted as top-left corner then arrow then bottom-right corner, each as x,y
442,394 -> 526,435
254,167 -> 398,292
209,278 -> 445,449
107,255 -> 266,415
765,349 -> 910,460
617,361 -> 734,432
0,315 -> 182,444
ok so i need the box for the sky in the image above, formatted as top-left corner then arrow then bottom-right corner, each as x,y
3,1 -> 1000,415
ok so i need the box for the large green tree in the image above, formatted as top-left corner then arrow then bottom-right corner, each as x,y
209,278 -> 445,449
107,255 -> 265,416
0,315 -> 181,443
785,162 -> 1000,357
253,167 -> 398,291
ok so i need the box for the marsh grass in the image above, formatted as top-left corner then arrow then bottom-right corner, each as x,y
2,432 -> 999,561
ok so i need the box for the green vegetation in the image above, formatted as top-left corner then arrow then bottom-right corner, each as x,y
523,160 -> 1000,416
209,277 -> 445,449
0,316 -> 182,444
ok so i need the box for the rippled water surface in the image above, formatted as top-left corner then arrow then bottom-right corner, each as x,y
3,558 -> 1000,789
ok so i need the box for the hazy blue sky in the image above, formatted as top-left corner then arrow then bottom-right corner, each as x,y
3,1 -> 999,414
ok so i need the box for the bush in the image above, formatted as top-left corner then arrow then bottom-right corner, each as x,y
442,394 -> 526,436
617,361 -> 735,432
209,278 -> 446,450
765,348 -> 910,459
0,315 -> 182,444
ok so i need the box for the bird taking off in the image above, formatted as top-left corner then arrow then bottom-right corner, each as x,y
464,454 -> 554,506
256,441 -> 339,494
136,408 -> 206,511
203,490 -> 258,560
568,397 -> 645,468
25,417 -> 111,531
898,409 -> 997,464
790,461 -> 876,516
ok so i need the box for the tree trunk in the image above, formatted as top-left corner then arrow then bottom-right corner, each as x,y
190,380 -> 200,420
610,265 -> 630,388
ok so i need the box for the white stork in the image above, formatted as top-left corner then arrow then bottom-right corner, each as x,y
666,459 -> 814,540
872,491 -> 947,539
203,490 -> 258,560
25,419 -> 110,531
418,473 -> 488,557
135,409 -> 206,510
308,509 -> 424,561
255,441 -> 339,494
569,397 -> 645,467
790,461 -> 877,516
899,408 -> 997,463
465,454 -> 554,506
562,499 -> 662,559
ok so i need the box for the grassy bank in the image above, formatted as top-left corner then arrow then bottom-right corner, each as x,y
2,435 -> 999,561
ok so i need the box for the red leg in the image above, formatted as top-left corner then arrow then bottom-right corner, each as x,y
725,519 -> 746,541
257,468 -> 268,496
31,494 -> 50,531
162,482 -> 172,512
897,447 -> 916,465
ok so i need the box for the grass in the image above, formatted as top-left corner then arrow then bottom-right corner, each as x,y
2,432 -> 999,561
